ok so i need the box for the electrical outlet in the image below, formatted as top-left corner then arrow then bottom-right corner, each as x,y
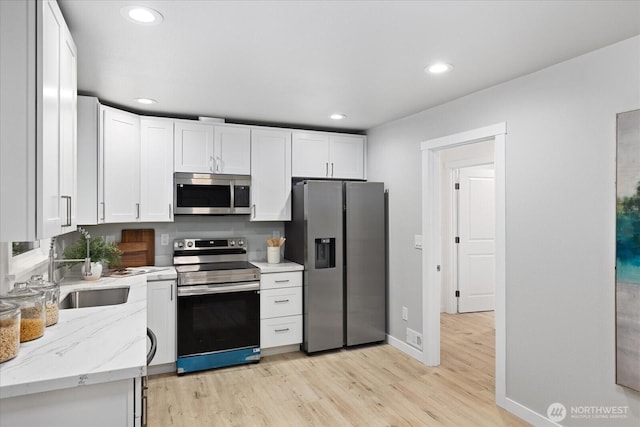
414,234 -> 422,249
160,234 -> 170,246
402,306 -> 408,321
272,230 -> 281,238
406,328 -> 423,350
105,235 -> 115,244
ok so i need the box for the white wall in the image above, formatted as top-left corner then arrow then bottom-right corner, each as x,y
367,36 -> 640,425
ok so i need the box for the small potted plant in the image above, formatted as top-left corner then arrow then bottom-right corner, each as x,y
63,235 -> 122,280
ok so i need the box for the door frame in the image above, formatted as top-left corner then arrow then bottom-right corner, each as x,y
420,122 -> 507,405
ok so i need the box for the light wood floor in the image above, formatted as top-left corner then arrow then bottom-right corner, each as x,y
147,312 -> 529,426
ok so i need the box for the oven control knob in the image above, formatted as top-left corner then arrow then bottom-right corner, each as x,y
229,240 -> 235,247
177,241 -> 184,248
238,240 -> 244,247
187,241 -> 193,248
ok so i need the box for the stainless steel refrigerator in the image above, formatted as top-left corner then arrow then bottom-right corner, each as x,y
285,180 -> 386,353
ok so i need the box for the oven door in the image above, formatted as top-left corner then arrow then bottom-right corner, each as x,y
177,282 -> 260,357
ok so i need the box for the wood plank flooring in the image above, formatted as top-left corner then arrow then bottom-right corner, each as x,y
147,312 -> 529,426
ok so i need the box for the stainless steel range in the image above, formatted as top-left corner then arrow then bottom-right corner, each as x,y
173,238 -> 261,375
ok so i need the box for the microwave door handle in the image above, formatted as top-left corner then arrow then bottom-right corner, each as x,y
230,181 -> 234,209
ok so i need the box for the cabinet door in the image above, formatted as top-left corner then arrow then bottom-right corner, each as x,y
329,135 -> 365,179
39,0 -> 62,238
58,23 -> 77,233
147,280 -> 177,366
140,118 -> 173,222
250,129 -> 292,221
174,121 -> 213,173
102,107 -> 140,223
291,132 -> 329,178
214,125 -> 251,174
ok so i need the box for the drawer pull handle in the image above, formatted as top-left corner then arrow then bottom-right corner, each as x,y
274,299 -> 290,303
275,328 -> 290,333
274,280 -> 290,283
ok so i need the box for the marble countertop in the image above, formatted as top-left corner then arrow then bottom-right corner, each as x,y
251,260 -> 304,273
0,274 -> 149,399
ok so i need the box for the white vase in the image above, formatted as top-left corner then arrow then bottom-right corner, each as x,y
81,262 -> 103,281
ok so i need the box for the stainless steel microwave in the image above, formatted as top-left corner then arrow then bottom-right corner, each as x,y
174,173 -> 251,215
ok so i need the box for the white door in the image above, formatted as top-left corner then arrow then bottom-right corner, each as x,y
250,128 -> 292,221
457,165 -> 495,313
291,132 -> 329,178
102,107 -> 140,223
140,118 -> 173,222
213,125 -> 251,174
147,280 -> 177,366
329,135 -> 365,179
174,121 -> 213,173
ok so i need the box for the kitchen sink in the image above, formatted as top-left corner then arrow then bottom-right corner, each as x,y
59,287 -> 130,309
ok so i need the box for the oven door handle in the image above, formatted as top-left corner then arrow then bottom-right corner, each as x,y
177,282 -> 260,296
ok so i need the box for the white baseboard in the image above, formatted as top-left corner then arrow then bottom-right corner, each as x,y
499,395 -> 558,426
387,334 -> 423,362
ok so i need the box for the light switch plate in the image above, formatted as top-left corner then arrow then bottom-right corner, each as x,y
414,234 -> 422,249
160,234 -> 170,246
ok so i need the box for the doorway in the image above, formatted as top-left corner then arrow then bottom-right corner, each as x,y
420,123 -> 507,407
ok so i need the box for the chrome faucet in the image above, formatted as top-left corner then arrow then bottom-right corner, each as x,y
48,227 -> 92,283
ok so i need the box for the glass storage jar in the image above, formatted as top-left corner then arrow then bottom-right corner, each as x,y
0,301 -> 21,363
0,282 -> 46,342
27,274 -> 59,326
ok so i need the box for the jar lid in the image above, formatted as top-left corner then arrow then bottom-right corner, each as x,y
0,300 -> 20,316
27,274 -> 58,291
1,282 -> 45,301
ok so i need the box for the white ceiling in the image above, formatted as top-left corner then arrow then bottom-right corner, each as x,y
58,0 -> 640,132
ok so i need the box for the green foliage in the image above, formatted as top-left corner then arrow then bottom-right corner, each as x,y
617,181 -> 640,265
63,235 -> 122,268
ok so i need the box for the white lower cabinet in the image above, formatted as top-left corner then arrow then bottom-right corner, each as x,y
147,280 -> 176,370
260,271 -> 302,350
0,378 -> 140,427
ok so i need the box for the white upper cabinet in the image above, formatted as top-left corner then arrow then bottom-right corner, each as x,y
329,134 -> 365,180
78,101 -> 174,224
174,121 -> 214,173
59,18 -> 78,234
101,106 -> 141,223
292,131 -> 365,179
140,118 -> 174,222
250,129 -> 292,221
291,132 -> 329,178
214,125 -> 251,174
175,121 -> 251,175
0,0 -> 77,241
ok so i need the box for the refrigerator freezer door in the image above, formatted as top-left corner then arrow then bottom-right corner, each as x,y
345,182 -> 386,346
303,181 -> 344,353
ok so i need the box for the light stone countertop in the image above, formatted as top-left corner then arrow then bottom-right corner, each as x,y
251,260 -> 304,274
0,274 -> 149,399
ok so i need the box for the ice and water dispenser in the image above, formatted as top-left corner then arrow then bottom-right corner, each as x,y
314,238 -> 335,269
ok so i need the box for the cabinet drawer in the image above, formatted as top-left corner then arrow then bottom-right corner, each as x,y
261,315 -> 302,349
260,287 -> 302,319
260,271 -> 302,290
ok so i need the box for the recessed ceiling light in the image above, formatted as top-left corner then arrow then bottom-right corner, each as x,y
426,63 -> 453,74
121,6 -> 164,25
135,98 -> 157,105
330,113 -> 346,120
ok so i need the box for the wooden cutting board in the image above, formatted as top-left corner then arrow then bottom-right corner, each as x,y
117,242 -> 149,268
121,229 -> 155,266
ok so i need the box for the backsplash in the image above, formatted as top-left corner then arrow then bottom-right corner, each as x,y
58,216 -> 285,267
